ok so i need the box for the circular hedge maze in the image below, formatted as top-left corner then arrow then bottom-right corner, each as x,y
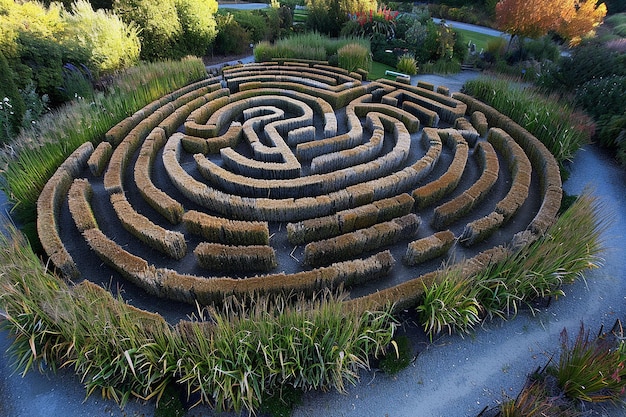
38,61 -> 562,318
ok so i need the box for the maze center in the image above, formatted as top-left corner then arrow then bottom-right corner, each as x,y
39,62 -> 561,321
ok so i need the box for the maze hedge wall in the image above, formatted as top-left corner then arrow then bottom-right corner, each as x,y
38,62 -> 562,317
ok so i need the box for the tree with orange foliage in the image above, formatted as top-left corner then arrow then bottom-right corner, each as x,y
495,0 -> 606,46
557,0 -> 608,46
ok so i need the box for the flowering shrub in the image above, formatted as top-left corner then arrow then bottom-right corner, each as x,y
347,6 -> 399,39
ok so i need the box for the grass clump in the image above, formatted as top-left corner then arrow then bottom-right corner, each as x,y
396,54 -> 418,76
254,33 -> 370,64
337,42 -> 371,73
417,268 -> 482,339
0,225 -> 396,414
551,323 -> 626,403
0,57 -> 207,229
417,192 -> 606,339
461,77 -> 594,166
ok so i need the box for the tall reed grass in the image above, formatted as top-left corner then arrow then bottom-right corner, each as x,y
0,57 -> 207,226
418,192 -> 607,337
462,77 -> 594,165
0,225 -> 395,413
254,33 -> 370,64
337,43 -> 371,73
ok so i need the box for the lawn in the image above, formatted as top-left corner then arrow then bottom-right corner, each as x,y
455,28 -> 499,52
369,61 -> 397,80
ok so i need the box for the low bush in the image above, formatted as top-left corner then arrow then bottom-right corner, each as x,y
337,42 -> 371,73
396,54 -> 418,75
575,75 -> 626,121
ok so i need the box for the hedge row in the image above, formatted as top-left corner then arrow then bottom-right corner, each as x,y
458,128 -> 532,246
309,116 -> 384,174
224,68 -> 339,86
134,127 -> 184,224
453,93 -> 562,236
345,245 -> 512,314
194,242 -> 277,272
287,193 -> 414,245
87,141 -> 112,177
377,79 -> 468,123
295,103 -> 361,160
238,80 -> 368,109
404,230 -> 456,266
412,129 -> 469,210
104,77 -> 221,146
182,210 -> 269,245
488,128 -> 532,222
82,210 -> 394,304
303,214 -> 421,267
67,178 -> 98,232
110,192 -> 187,260
36,142 -> 94,279
103,106 -> 173,194
454,117 -> 480,146
194,112 -> 411,199
470,111 -> 488,136
431,140 -> 499,230
223,63 -> 358,85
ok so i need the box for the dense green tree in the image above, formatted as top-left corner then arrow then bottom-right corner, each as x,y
60,0 -> 141,75
0,50 -> 26,143
175,0 -> 218,57
114,0 -> 181,60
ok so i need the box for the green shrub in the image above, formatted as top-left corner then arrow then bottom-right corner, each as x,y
114,0 -> 182,60
214,14 -> 250,55
305,0 -> 346,37
524,36 -> 560,62
229,9 -> 269,43
575,75 -> 626,120
396,53 -> 417,75
12,33 -> 65,103
60,0 -> 141,75
546,43 -> 626,91
174,0 -> 218,57
0,50 -> 26,143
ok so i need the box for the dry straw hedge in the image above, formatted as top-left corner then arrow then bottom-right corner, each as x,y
303,214 -> 420,267
37,141 -> 94,279
194,242 -> 277,272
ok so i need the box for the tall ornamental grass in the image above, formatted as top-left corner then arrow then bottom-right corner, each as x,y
0,225 -> 395,413
254,33 -> 370,63
337,43 -> 371,73
0,57 -> 207,226
418,192 -> 607,338
462,77 -> 594,165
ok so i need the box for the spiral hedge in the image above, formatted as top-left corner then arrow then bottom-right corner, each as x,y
25,60 -> 572,411
34,61 -> 564,313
